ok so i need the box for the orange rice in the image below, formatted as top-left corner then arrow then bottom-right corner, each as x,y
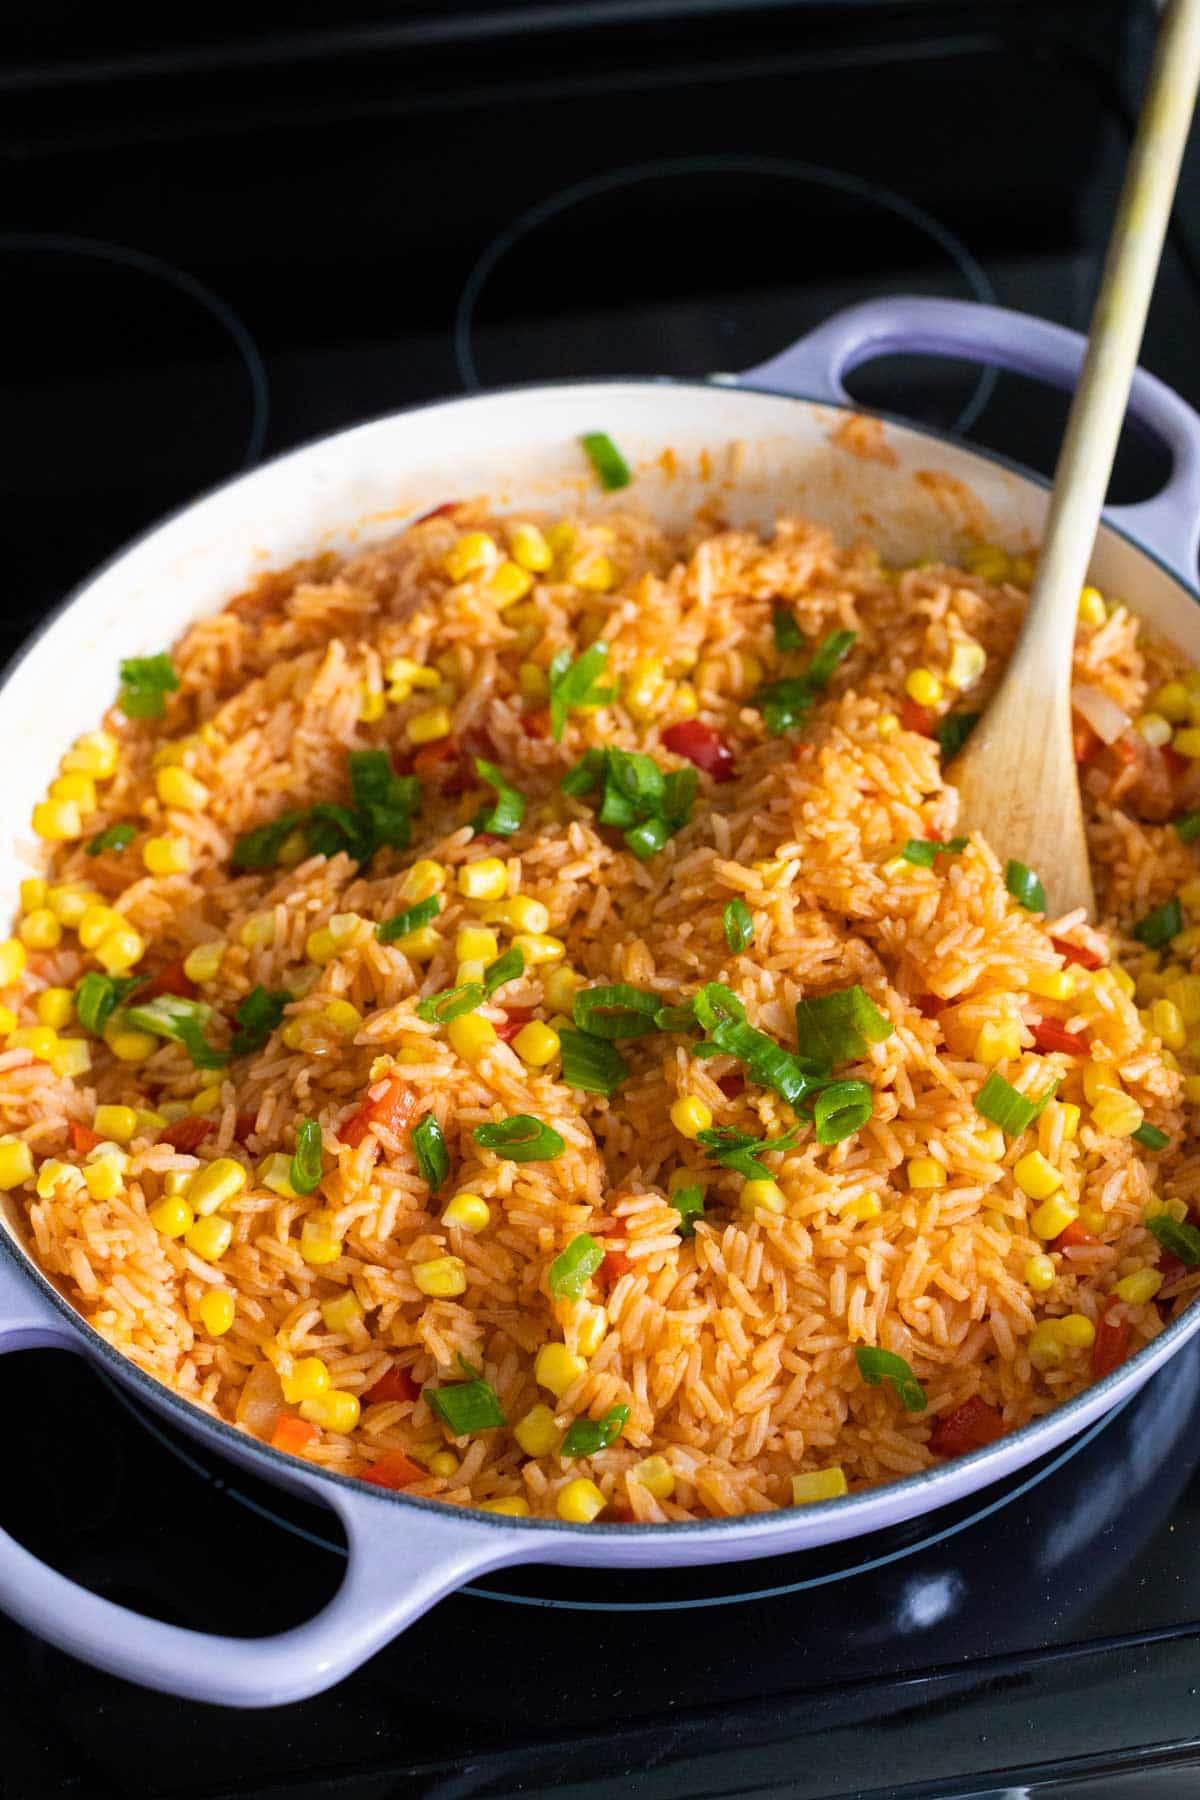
4,499 -> 1199,1523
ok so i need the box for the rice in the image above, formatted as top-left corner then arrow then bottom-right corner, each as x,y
6,498 -> 1199,1523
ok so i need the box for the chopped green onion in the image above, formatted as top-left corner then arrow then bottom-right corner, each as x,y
1146,1214 -> 1200,1266
230,810 -> 306,870
376,895 -> 441,943
654,1002 -> 699,1033
723,898 -> 754,953
548,642 -> 616,742
1132,896 -> 1184,948
579,431 -> 631,491
624,815 -> 674,860
561,1403 -> 629,1458
974,1071 -> 1058,1136
813,1079 -> 873,1145
124,995 -> 228,1070
417,983 -> 484,1025
1005,860 -> 1046,913
696,1123 -> 802,1182
558,1026 -> 628,1095
899,837 -> 968,868
86,823 -> 136,856
563,745 -> 695,857
548,1233 -> 604,1300
231,753 -> 420,870
1132,1121 -> 1171,1151
289,1118 -> 323,1195
425,1360 -> 506,1434
1174,811 -> 1200,846
752,631 -> 857,735
772,607 -> 805,653
412,1114 -> 450,1189
74,971 -> 143,1037
794,987 -> 894,1067
474,1114 -> 565,1162
669,1183 -> 705,1237
230,986 -> 291,1056
934,712 -> 980,759
693,983 -> 816,1108
118,653 -> 179,720
484,947 -> 524,996
854,1345 -> 926,1412
806,629 -> 857,689
573,984 -> 662,1039
472,758 -> 525,838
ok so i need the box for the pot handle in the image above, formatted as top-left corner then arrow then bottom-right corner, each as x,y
740,296 -> 1200,589
0,1245 -> 540,1706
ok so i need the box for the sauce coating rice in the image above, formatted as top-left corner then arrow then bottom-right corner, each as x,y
5,499 -> 1200,1522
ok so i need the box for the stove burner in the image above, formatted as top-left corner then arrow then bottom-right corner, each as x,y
455,154 -> 997,433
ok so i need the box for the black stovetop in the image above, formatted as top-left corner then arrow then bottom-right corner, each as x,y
4,4 -> 1200,1795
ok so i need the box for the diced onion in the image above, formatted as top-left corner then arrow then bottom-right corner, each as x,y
1071,682 -> 1130,746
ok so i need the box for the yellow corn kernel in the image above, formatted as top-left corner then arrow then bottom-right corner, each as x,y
1166,974 -> 1200,1026
299,1214 -> 341,1265
413,1255 -> 467,1298
946,641 -> 986,691
407,706 -> 453,745
444,530 -> 499,582
1014,1151 -> 1063,1200
358,685 -> 386,723
509,521 -> 552,572
1109,964 -> 1136,998
305,927 -> 337,965
320,1290 -> 364,1333
567,553 -> 614,593
50,1037 -> 91,1080
36,1158 -> 84,1199
135,1108 -> 167,1133
556,1477 -> 606,1522
666,681 -> 698,722
300,1389 -> 361,1434
515,1403 -> 561,1458
94,1104 -> 138,1145
423,1450 -> 458,1479
907,1157 -> 947,1190
542,966 -> 580,1015
34,988 -> 71,1031
513,1021 -> 560,1067
974,1125 -> 1006,1162
1185,1074 -> 1200,1104
61,730 -> 118,779
320,1000 -> 361,1041
512,933 -> 565,967
0,1007 -> 15,1037
142,834 -> 192,876
739,1178 -> 786,1215
1135,712 -> 1173,748
486,559 -> 534,609
458,858 -> 509,901
258,1153 -> 297,1199
791,1466 -> 849,1505
1114,1267 -> 1164,1306
904,667 -> 943,707
479,1495 -> 532,1516
1079,1206 -> 1106,1236
183,942 -> 225,985
573,1301 -> 608,1358
155,766 -> 209,812
281,1357 -> 330,1404
505,896 -> 551,935
456,926 -> 498,964
395,863 -> 445,910
1082,1061 -> 1122,1104
397,925 -> 441,962
48,885 -> 99,927
623,657 -> 667,723
1077,585 -> 1108,626
964,544 -> 1010,581
535,1341 -> 586,1397
975,1020 -> 1021,1065
189,1085 -> 222,1118
32,800 -> 83,841
186,1214 -> 233,1261
842,1194 -> 883,1222
149,1194 -> 194,1237
277,829 -> 307,868
518,661 -> 549,702
49,771 -> 97,814
94,923 -> 144,975
197,1288 -> 235,1335
1030,1193 -> 1079,1240
1153,679 -> 1192,722
185,1158 -> 247,1217
77,903 -> 118,950
442,1192 -> 491,1234
1151,998 -> 1188,1051
1025,1253 -> 1056,1293
446,1014 -> 497,1068
670,1096 -> 713,1139
876,710 -> 901,740
104,1021 -> 157,1063
386,656 -> 440,693
1092,1090 -> 1144,1137
7,1025 -> 58,1063
1028,1321 -> 1066,1371
1055,1312 -> 1097,1348
633,1454 -> 675,1500
19,878 -> 46,914
0,940 -> 25,988
0,1140 -> 33,1189
19,909 -> 62,951
1028,969 -> 1077,1001
1057,1102 -> 1081,1142
1173,727 -> 1200,759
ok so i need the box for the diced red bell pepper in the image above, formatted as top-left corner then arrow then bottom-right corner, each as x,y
1073,716 -> 1100,765
414,499 -> 462,525
159,1117 -> 213,1153
717,1072 -> 745,1099
661,720 -> 736,782
359,1449 -> 427,1491
928,1396 -> 1006,1458
1032,1019 -> 1088,1057
599,1249 -> 632,1287
136,957 -> 198,1002
1162,744 -> 1190,780
1054,1219 -> 1100,1250
900,697 -> 933,737
521,707 -> 551,739
234,1111 -> 259,1143
1050,936 -> 1104,971
1092,1297 -> 1131,1379
914,993 -> 945,1019
610,1505 -> 636,1523
1157,1250 -> 1188,1288
411,737 -> 461,781
68,1121 -> 103,1155
341,1075 -> 417,1149
271,1415 -> 319,1454
364,1364 -> 419,1406
495,1006 -> 533,1043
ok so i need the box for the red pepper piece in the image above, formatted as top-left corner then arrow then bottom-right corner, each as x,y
610,1506 -> 636,1523
900,697 -> 933,737
928,1395 -> 1006,1458
359,1449 -> 427,1490
599,1249 -> 632,1287
717,1072 -> 745,1099
1163,744 -> 1189,779
271,1415 -> 319,1455
411,737 -> 461,780
159,1117 -> 213,1153
1157,1250 -> 1189,1288
495,1007 -> 534,1043
136,957 -> 198,1002
521,707 -> 551,739
1032,1019 -> 1088,1056
661,720 -> 737,782
68,1121 -> 104,1155
1050,936 -> 1104,971
364,1364 -> 419,1406
341,1075 -> 417,1150
1092,1297 -> 1131,1379
914,993 -> 945,1018
233,1112 -> 259,1143
1054,1219 -> 1100,1250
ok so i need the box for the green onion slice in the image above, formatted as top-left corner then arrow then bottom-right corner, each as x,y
230,986 -> 291,1056
483,947 -> 524,996
474,1114 -> 565,1162
723,898 -> 755,953
794,987 -> 894,1067
655,1002 -> 699,1033
806,629 -> 857,688
1005,860 -> 1046,913
1146,1214 -> 1200,1266
472,758 -> 525,838
425,1359 -> 507,1435
696,1124 -> 802,1182
772,607 -> 805,653
118,653 -> 179,720
231,752 -> 420,870
412,1114 -> 450,1189
417,983 -> 485,1025
669,1183 -> 705,1238
548,642 -> 616,742
813,1079 -> 873,1145
548,1232 -> 604,1299
558,1026 -> 628,1096
1132,1122 -> 1171,1151
579,431 -> 632,491
1174,811 -> 1200,845
376,896 -> 441,943
1132,896 -> 1184,948
854,1345 -> 927,1412
934,712 -> 980,759
572,984 -> 662,1040
124,995 -> 229,1070
74,971 -> 144,1037
974,1071 -> 1058,1136
900,837 -> 968,868
289,1118 -> 323,1195
753,630 -> 857,735
86,823 -> 136,856
561,1403 -> 630,1458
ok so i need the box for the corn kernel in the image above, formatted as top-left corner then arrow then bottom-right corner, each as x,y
1166,974 -> 1200,1026
671,1096 -> 713,1139
791,1467 -> 849,1505
567,553 -> 614,593
670,682 -> 700,721
197,1288 -> 235,1335
1135,712 -> 1173,748
556,1477 -> 606,1522
394,865 -> 445,912
513,1021 -> 560,1068
1174,727 -> 1200,759
300,1389 -> 361,1434
78,902 -> 125,949
258,1152 -> 297,1199
32,799 -> 83,841
946,641 -> 986,691
34,1157 -> 81,1199
33,989 -> 71,1031
413,1255 -> 467,1298
457,925 -> 498,964
1110,965 -> 1136,997
1057,1102 -> 1081,1142
444,531 -> 499,582
385,657 -> 440,694
1082,1062 -> 1121,1104
518,661 -> 549,702
183,941 -> 225,985
439,1194 -> 489,1237
446,1013 -> 497,1067
320,1290 -> 364,1333
50,1037 -> 91,1079
49,772 -> 98,814
0,1140 -> 33,1189
280,1357 -> 330,1404
185,1158 -> 247,1217
964,544 -> 1010,581
1030,1192 -> 1079,1240
542,966 -> 580,1014
1092,1090 -> 1144,1137
397,925 -> 442,962
19,909 -> 62,951
1114,1267 -> 1164,1306
478,1495 -> 532,1516
321,1001 -> 361,1041
1028,969 -> 1077,1001
18,878 -> 46,914
61,730 -> 118,779
535,1341 -> 586,1397
506,895 -> 551,934
0,940 -> 25,989
1151,998 -> 1188,1051
1028,1321 -> 1066,1370
78,1149 -> 120,1200
1185,1074 -> 1200,1105
515,1403 -> 561,1458
623,657 -> 667,723
148,1193 -> 194,1238
486,559 -> 535,609
407,706 -> 453,745
135,1109 -> 167,1134
94,923 -> 144,976
300,1214 -> 341,1265
905,667 -> 943,707
104,1022 -> 158,1063
573,1300 -> 608,1359
186,1214 -> 233,1261
975,1020 -> 1021,1065
358,685 -> 386,723
739,1178 -> 785,1215
0,1007 -> 15,1037
1056,1312 -> 1097,1348
49,885 -> 98,927
842,1194 -> 884,1222
1014,1151 -> 1062,1201
1077,585 -> 1107,626
904,1156 -> 947,1191
1026,1253 -> 1056,1292
633,1454 -> 675,1499
91,1105 -> 137,1145
8,1025 -> 58,1063
1153,679 -> 1192,722
421,1450 -> 457,1479
509,521 -> 552,572
155,766 -> 209,812
458,858 -> 509,901
512,933 -> 565,967
143,834 -> 192,876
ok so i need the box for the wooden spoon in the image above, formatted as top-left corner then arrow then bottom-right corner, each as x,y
951,0 -> 1200,917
